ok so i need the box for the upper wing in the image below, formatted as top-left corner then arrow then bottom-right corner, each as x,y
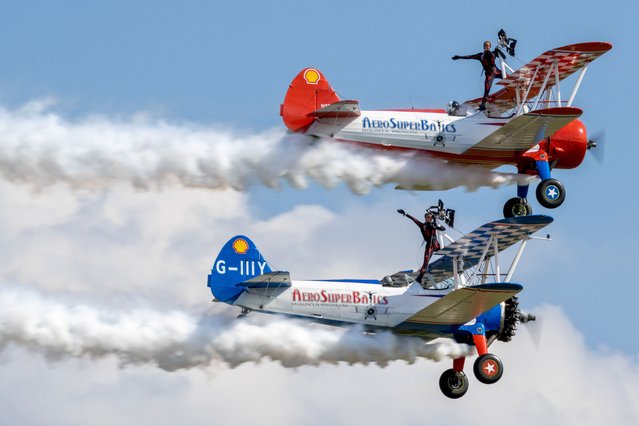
466,107 -> 582,153
429,215 -> 553,283
464,42 -> 612,113
406,283 -> 522,325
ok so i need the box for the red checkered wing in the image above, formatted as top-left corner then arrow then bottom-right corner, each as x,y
464,42 -> 612,114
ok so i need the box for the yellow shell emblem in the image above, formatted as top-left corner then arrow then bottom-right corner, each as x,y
303,68 -> 320,85
232,238 -> 249,254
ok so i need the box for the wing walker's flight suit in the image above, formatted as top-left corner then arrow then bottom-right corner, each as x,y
452,41 -> 504,110
398,209 -> 445,283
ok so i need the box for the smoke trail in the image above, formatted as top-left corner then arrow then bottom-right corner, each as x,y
0,287 -> 471,370
0,100 -> 527,194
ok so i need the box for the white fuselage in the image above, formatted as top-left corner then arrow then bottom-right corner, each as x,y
308,110 -> 510,156
234,279 -> 450,329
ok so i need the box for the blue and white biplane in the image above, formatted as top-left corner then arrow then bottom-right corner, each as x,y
207,215 -> 551,398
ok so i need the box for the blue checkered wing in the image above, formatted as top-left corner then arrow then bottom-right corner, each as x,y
429,215 -> 553,283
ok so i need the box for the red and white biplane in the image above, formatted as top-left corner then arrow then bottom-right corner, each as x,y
280,42 -> 612,217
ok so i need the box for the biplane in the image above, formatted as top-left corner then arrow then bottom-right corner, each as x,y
207,212 -> 552,398
280,42 -> 612,217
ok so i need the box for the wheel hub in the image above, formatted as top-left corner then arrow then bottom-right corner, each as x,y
481,360 -> 498,377
545,185 -> 559,200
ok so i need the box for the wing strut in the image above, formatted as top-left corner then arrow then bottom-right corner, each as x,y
531,63 -> 555,111
515,65 -> 540,116
452,229 -> 534,287
567,64 -> 589,107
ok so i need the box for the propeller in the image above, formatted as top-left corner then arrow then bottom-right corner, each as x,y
519,310 -> 543,350
499,297 -> 543,349
587,130 -> 605,164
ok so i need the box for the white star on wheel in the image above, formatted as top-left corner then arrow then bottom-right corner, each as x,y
546,187 -> 558,199
483,362 -> 496,375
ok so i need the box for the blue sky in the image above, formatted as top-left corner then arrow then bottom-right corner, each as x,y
0,1 -> 637,424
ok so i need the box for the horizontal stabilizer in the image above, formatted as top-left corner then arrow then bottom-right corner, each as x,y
237,271 -> 291,288
306,100 -> 361,138
308,100 -> 361,119
407,283 -> 522,325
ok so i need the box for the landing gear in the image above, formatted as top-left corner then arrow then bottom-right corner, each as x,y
506,157 -> 567,216
473,353 -> 504,384
503,197 -> 533,218
536,178 -> 565,209
439,369 -> 469,399
437,329 -> 508,397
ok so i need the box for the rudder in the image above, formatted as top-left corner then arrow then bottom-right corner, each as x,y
280,68 -> 340,132
207,235 -> 272,303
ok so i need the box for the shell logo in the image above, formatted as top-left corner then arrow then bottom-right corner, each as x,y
232,238 -> 249,255
303,68 -> 320,85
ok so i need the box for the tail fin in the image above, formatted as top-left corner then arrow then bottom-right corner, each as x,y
207,235 -> 272,304
280,68 -> 340,132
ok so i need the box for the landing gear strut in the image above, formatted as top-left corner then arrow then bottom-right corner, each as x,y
438,328 -> 505,398
504,158 -> 566,217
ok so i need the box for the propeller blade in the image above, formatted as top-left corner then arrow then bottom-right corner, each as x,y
520,311 -> 543,350
587,130 -> 605,165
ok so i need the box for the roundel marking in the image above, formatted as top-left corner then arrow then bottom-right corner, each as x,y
545,185 -> 559,200
482,360 -> 498,377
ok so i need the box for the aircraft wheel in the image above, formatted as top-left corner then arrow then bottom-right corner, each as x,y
503,197 -> 533,218
439,369 -> 469,399
536,179 -> 565,209
473,353 -> 503,384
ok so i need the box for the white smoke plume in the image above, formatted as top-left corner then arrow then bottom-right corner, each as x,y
0,287 -> 472,370
0,100 -> 527,195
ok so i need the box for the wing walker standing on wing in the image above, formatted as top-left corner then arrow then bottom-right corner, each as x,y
451,29 -> 518,112
452,39 -> 504,111
398,200 -> 454,283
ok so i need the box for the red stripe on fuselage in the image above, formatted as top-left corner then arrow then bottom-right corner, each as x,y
332,138 -> 526,168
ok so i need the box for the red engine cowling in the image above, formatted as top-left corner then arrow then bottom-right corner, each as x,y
543,119 -> 588,169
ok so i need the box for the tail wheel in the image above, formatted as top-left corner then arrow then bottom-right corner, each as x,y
473,353 -> 504,384
503,197 -> 533,218
439,369 -> 469,399
536,178 -> 566,209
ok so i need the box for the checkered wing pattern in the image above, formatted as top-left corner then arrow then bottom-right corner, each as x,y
464,42 -> 612,113
429,215 -> 553,283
